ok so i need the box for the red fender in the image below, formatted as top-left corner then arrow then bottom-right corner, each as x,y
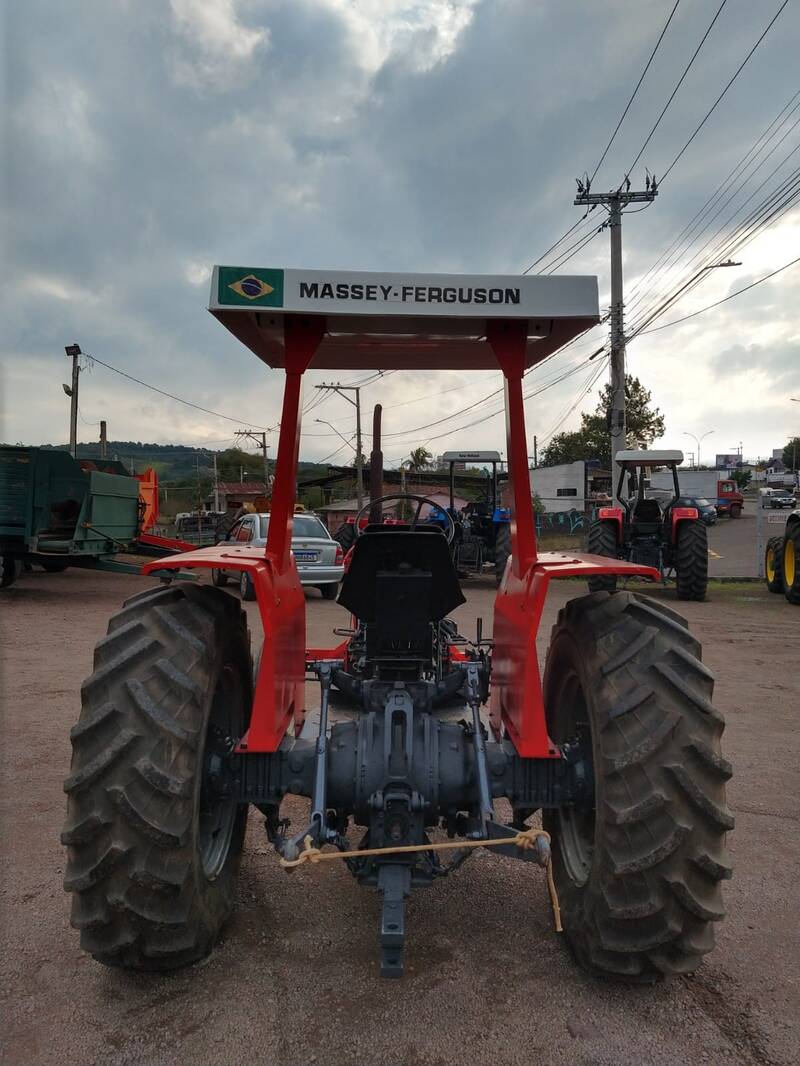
671,506 -> 699,539
597,506 -> 624,541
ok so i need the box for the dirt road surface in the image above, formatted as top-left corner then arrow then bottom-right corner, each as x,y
1,569 -> 798,1066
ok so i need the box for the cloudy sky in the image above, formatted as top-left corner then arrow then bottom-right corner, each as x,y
3,0 -> 799,468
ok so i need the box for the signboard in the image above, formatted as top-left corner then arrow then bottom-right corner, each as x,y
440,451 -> 502,464
211,266 -> 597,320
208,265 -> 600,371
716,453 -> 740,469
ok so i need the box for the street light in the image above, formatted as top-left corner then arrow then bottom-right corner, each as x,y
315,419 -> 356,453
683,430 -> 714,469
633,261 -> 741,336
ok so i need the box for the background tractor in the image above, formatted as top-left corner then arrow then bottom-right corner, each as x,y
439,450 -> 511,584
0,446 -> 185,588
62,267 -> 731,982
765,506 -> 800,604
586,450 -> 708,600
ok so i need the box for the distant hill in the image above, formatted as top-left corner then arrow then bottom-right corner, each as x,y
24,442 -> 337,485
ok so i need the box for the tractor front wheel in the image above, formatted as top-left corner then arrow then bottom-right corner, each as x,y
62,583 -> 252,971
586,518 -> 618,592
494,523 -> 511,587
782,522 -> 800,604
674,519 -> 708,601
333,522 -> 355,552
211,568 -> 228,587
1,555 -> 19,588
765,536 -> 783,594
543,591 -> 732,982
40,558 -> 69,573
239,570 -> 256,601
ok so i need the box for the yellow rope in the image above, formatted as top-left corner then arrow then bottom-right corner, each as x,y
279,827 -> 563,932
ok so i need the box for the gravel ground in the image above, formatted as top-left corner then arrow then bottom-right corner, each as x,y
1,568 -> 798,1066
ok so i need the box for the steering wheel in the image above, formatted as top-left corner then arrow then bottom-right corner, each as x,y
353,493 -> 456,544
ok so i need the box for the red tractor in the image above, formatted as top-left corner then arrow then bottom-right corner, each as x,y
587,450 -> 709,601
62,268 -> 731,981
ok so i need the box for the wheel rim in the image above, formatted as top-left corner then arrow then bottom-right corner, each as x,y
766,548 -> 775,583
199,663 -> 243,879
240,572 -> 248,597
785,538 -> 796,587
551,669 -> 595,887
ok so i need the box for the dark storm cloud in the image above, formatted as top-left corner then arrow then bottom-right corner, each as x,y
3,0 -> 799,454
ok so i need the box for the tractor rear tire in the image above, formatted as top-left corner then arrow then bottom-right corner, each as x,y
62,583 -> 252,971
765,536 -> 784,594
586,519 -> 618,592
333,523 -> 355,552
319,583 -> 338,601
211,568 -> 228,587
542,591 -> 732,982
40,558 -> 69,573
494,523 -> 511,587
674,519 -> 708,601
782,522 -> 800,604
1,555 -> 19,588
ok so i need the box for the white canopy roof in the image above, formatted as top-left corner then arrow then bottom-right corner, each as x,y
615,449 -> 684,466
209,266 -> 599,371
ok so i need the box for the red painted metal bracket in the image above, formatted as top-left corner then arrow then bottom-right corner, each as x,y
487,320 -> 660,758
144,315 -> 326,753
489,552 -> 660,757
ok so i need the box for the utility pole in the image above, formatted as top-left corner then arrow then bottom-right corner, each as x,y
99,420 -> 108,460
234,430 -> 270,491
213,453 -> 220,512
574,181 -> 658,488
533,435 -> 538,469
315,383 -> 364,509
64,343 -> 82,457
369,404 -> 383,524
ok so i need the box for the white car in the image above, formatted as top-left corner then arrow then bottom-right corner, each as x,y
211,512 -> 344,600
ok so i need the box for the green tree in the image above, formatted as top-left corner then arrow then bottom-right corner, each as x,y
782,437 -> 800,471
216,447 -> 265,483
731,469 -> 752,490
540,375 -> 665,468
405,447 -> 433,472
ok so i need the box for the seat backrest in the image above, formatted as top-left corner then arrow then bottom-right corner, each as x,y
337,528 -> 465,623
632,498 -> 663,523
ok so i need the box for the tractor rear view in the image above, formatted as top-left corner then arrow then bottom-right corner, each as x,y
62,267 -> 731,982
587,450 -> 708,600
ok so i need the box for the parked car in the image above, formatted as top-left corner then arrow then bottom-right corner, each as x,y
211,512 -> 344,600
678,496 -> 718,526
759,487 -> 796,509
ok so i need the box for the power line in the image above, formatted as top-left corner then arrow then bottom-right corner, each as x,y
626,0 -> 728,177
660,0 -> 791,182
636,254 -> 800,335
84,352 -> 272,431
544,221 -> 609,273
625,89 -> 800,312
628,157 -> 800,334
589,0 -> 681,184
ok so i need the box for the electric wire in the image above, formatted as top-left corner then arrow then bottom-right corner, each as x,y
625,89 -> 800,311
627,159 -> 800,334
83,352 -> 272,430
589,0 -> 681,184
635,254 -> 800,335
659,0 -> 791,183
626,0 -> 728,177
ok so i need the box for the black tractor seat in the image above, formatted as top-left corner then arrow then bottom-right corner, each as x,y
630,497 -> 664,535
337,528 -> 465,624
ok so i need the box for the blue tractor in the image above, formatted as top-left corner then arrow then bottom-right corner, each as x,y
441,451 -> 510,585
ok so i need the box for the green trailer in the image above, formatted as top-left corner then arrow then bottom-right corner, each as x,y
0,446 -> 186,587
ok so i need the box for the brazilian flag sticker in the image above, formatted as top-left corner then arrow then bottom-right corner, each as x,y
218,267 -> 284,307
